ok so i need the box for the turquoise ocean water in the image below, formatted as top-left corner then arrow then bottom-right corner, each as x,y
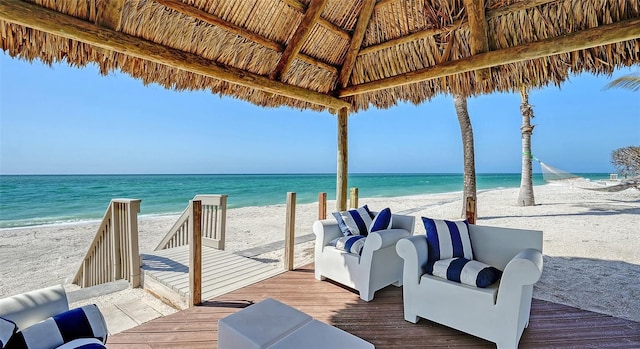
0,173 -> 609,228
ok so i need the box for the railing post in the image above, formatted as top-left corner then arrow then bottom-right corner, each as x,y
190,200 -> 202,307
126,199 -> 141,288
218,195 -> 227,250
349,187 -> 358,209
284,192 -> 296,271
110,200 -> 121,282
318,192 -> 327,220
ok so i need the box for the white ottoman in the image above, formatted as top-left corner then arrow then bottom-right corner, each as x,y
218,298 -> 374,349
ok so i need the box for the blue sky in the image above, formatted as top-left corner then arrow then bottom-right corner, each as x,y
1,51 -> 638,175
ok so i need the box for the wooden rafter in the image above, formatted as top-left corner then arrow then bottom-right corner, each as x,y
280,0 -> 350,40
337,0 -> 376,88
338,17 -> 640,97
358,0 -> 561,57
95,0 -> 125,29
271,0 -> 329,80
0,0 -> 349,110
156,0 -> 337,75
463,0 -> 491,80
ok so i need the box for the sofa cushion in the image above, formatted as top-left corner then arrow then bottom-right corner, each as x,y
369,208 -> 392,233
425,257 -> 502,288
55,338 -> 107,349
1,317 -> 16,349
6,305 -> 108,349
422,217 -> 473,263
332,205 -> 374,236
331,235 -> 367,255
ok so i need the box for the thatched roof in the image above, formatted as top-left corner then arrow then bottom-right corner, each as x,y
2,0 -> 639,112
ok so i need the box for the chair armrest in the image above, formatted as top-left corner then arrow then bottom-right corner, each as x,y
365,229 -> 412,251
0,285 -> 69,330
313,219 -> 343,247
497,249 -> 543,304
396,235 -> 429,285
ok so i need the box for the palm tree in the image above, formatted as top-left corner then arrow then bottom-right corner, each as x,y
453,95 -> 477,220
604,72 -> 640,92
517,87 -> 536,206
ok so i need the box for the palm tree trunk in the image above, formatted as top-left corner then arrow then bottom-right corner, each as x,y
518,87 -> 536,206
454,95 -> 477,219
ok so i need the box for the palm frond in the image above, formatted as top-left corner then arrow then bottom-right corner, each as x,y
604,72 -> 640,92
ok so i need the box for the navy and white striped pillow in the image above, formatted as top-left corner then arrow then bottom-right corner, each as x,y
425,257 -> 502,288
422,217 -> 473,263
7,305 -> 108,349
332,235 -> 367,255
0,317 -> 16,348
332,205 -> 374,236
369,208 -> 392,233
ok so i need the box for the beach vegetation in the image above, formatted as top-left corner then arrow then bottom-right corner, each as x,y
604,72 -> 640,92
611,146 -> 640,176
517,87 -> 536,206
453,95 -> 477,219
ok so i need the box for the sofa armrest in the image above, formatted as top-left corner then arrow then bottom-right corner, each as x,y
496,248 -> 543,305
396,235 -> 429,285
313,219 -> 343,247
0,285 -> 69,330
365,229 -> 412,251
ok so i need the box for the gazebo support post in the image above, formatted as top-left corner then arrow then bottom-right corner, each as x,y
336,107 -> 348,211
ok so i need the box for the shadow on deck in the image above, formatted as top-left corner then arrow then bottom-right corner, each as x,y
109,264 -> 640,348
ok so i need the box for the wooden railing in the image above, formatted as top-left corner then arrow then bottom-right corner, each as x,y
73,199 -> 141,288
155,195 -> 228,251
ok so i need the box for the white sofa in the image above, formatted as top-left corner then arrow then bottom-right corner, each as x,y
0,285 -> 108,349
313,213 -> 415,301
396,224 -> 543,349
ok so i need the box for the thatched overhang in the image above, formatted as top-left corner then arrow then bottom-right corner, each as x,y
2,0 -> 639,112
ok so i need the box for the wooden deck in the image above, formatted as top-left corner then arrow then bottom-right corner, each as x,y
110,264 -> 640,348
141,245 -> 283,308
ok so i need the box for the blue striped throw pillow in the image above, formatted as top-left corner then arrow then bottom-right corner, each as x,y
422,217 -> 473,263
425,257 -> 502,288
7,305 -> 108,348
332,205 -> 375,236
369,208 -> 392,233
332,235 -> 367,255
0,317 -> 16,348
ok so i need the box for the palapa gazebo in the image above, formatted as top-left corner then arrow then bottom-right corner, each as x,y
2,0 -> 639,209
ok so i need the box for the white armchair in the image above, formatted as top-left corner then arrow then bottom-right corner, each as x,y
313,213 -> 415,301
396,224 -> 543,349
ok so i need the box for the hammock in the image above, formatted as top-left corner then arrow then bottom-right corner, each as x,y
534,157 -> 639,192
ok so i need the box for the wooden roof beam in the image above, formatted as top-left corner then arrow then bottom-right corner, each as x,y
338,17 -> 640,97
156,0 -> 337,75
280,0 -> 350,40
337,0 -> 376,88
95,0 -> 125,29
358,0 -> 560,57
463,0 -> 491,81
0,0 -> 349,110
271,0 -> 329,80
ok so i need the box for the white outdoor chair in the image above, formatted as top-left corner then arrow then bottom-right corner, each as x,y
313,213 -> 415,301
396,224 -> 543,349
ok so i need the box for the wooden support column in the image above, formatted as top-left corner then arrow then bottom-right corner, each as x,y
189,200 -> 202,307
336,107 -> 348,211
465,196 -> 477,224
318,192 -> 327,220
284,192 -> 296,271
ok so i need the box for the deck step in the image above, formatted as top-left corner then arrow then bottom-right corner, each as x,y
141,245 -> 283,309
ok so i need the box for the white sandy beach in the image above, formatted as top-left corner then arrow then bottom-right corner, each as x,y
1,184 -> 639,323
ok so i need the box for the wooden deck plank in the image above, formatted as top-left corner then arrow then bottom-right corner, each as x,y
111,264 -> 640,348
141,245 -> 282,304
